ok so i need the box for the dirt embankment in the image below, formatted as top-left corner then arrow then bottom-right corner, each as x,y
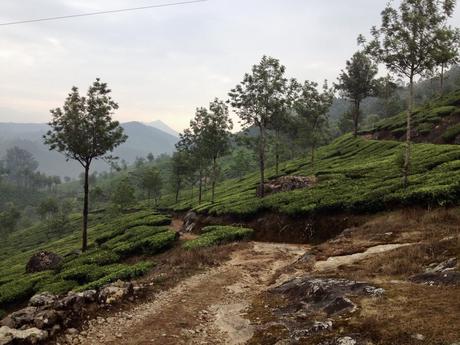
180,210 -> 370,244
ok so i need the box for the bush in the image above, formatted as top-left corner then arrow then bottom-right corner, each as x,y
59,264 -> 107,284
75,261 -> 154,291
111,230 -> 177,257
442,124 -> 460,143
184,226 -> 253,250
0,272 -> 51,307
36,279 -> 78,295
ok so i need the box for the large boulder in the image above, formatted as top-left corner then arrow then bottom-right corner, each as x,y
0,326 -> 48,345
25,251 -> 63,273
1,307 -> 38,329
98,280 -> 133,304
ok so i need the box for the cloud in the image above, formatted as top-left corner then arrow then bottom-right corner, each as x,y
1,0 -> 460,131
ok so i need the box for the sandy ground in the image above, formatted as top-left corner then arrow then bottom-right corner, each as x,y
72,242 -> 308,345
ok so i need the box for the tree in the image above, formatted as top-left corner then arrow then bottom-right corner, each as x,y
295,80 -> 334,168
432,25 -> 460,93
111,178 -> 136,211
139,166 -> 163,206
170,151 -> 192,203
375,74 -> 404,118
201,99 -> 233,203
229,148 -> 255,180
37,197 -> 59,220
0,203 -> 20,234
44,78 -> 127,251
147,153 -> 155,163
335,51 -> 378,137
229,56 -> 293,198
364,0 -> 456,187
4,146 -> 38,188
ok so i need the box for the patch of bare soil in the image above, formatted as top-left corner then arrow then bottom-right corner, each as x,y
60,242 -> 308,345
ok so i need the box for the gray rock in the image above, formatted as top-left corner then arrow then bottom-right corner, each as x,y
29,292 -> 57,307
0,307 -> 38,329
428,258 -> 457,273
183,211 -> 198,233
0,326 -> 48,345
324,297 -> 356,315
336,337 -> 357,345
410,271 -> 460,286
99,281 -> 133,304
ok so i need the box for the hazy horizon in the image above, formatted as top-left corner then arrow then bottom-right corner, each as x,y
2,0 -> 460,132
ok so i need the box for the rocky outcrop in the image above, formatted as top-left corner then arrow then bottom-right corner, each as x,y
25,251 -> 63,273
410,257 -> 460,286
256,176 -> 316,197
0,280 -> 140,345
182,211 -> 198,233
0,326 -> 48,345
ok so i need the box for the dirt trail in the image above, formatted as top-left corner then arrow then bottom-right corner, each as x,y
314,243 -> 413,272
74,242 -> 308,345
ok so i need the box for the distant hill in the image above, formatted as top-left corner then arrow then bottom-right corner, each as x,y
0,121 -> 177,178
146,120 -> 179,137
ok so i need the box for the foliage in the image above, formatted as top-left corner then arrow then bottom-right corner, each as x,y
442,123 -> 460,142
111,178 -> 136,210
183,226 -> 253,249
44,78 -> 127,252
335,51 -> 379,136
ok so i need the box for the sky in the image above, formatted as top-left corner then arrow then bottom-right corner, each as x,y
1,0 -> 460,132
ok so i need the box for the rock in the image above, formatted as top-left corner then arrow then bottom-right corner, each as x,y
336,337 -> 357,345
324,297 -> 356,315
256,175 -> 316,197
57,292 -> 85,312
78,290 -> 97,303
1,307 -> 37,329
410,271 -> 460,286
99,281 -> 132,304
0,326 -> 48,345
411,333 -> 425,341
25,251 -> 63,273
183,211 -> 198,233
67,328 -> 78,335
427,258 -> 457,273
29,292 -> 57,307
33,309 -> 61,329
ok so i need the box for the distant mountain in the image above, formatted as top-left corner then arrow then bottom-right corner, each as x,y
0,122 -> 177,178
146,120 -> 179,137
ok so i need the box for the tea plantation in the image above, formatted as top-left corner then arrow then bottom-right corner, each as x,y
0,210 -> 175,310
166,134 -> 460,217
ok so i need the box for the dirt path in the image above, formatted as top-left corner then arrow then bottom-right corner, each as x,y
73,242 -> 308,345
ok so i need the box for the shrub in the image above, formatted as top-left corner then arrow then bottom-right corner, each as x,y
184,226 -> 253,250
59,264 -> 107,284
0,272 -> 51,307
442,124 -> 460,143
75,261 -> 153,291
111,230 -> 177,257
62,250 -> 120,269
36,279 -> 78,295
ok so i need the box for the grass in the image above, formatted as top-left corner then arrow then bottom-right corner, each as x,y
163,134 -> 460,218
183,226 -> 254,249
0,209 -> 173,310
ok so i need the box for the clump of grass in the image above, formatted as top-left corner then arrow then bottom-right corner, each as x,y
184,226 -> 253,250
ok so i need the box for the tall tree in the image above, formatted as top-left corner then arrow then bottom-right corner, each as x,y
170,151 -> 191,203
335,51 -> 378,137
432,25 -> 460,93
4,146 -> 38,188
364,0 -> 456,187
44,78 -> 127,251
229,56 -> 292,198
295,80 -> 334,168
201,99 -> 233,203
139,166 -> 163,207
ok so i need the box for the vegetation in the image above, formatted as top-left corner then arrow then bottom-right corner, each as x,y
44,78 -> 127,251
165,135 -> 460,217
0,209 -> 171,309
183,226 -> 254,250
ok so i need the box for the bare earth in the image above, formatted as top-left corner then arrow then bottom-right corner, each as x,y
75,242 -> 308,345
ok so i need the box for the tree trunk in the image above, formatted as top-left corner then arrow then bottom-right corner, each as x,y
211,157 -> 217,204
258,125 -> 266,198
198,169 -> 203,203
353,101 -> 360,137
440,63 -> 445,95
403,76 -> 414,188
175,183 -> 180,203
275,129 -> 280,176
82,164 -> 90,252
311,144 -> 316,171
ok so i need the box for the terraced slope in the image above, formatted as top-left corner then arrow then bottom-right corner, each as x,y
166,135 -> 460,217
366,89 -> 460,144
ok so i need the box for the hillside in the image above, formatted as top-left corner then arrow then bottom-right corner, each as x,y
166,135 -> 460,220
365,89 -> 460,144
0,122 -> 177,177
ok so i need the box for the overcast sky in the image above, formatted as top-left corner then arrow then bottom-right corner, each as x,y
1,0 -> 460,132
